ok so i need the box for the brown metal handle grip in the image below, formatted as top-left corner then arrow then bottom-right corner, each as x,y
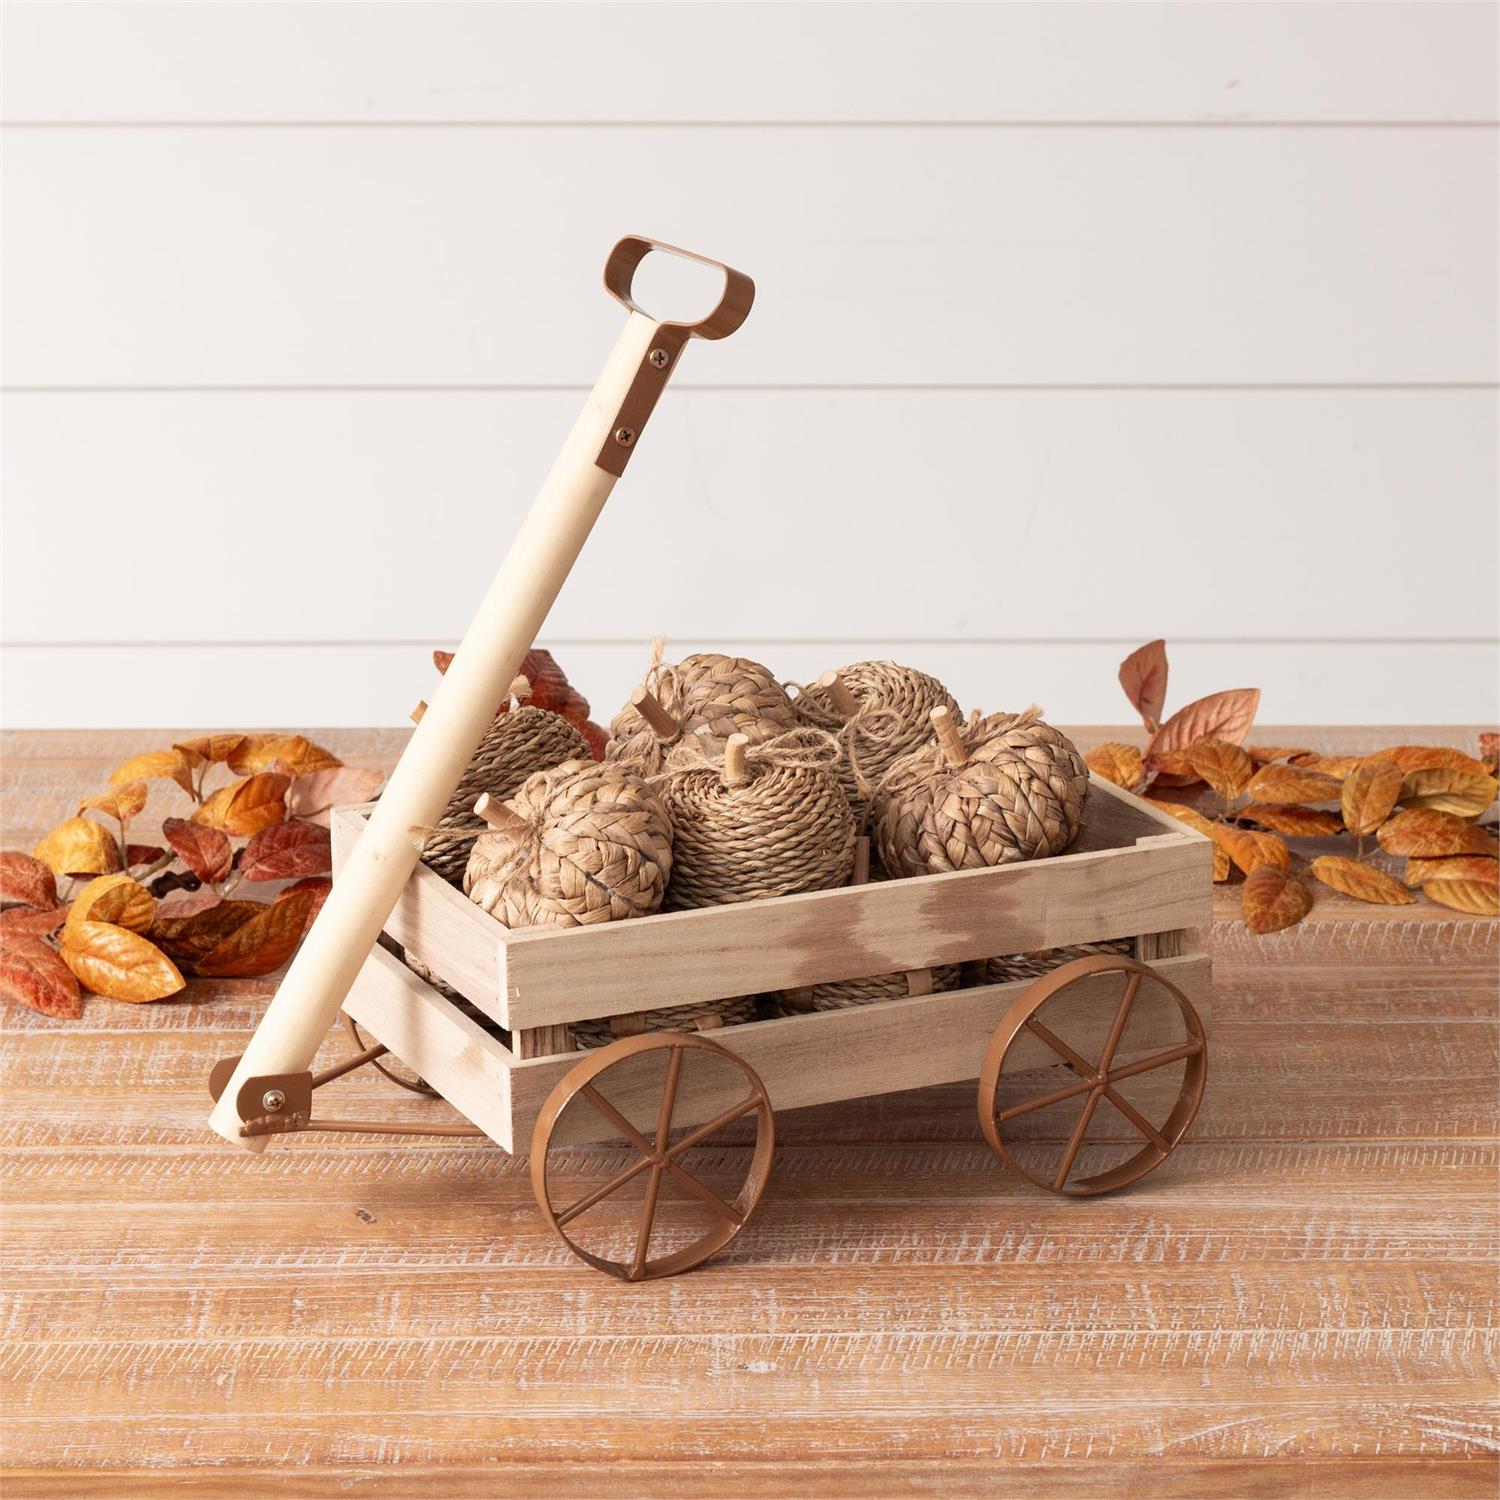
603,236 -> 755,342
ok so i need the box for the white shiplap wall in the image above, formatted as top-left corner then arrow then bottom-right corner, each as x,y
3,1 -> 1497,729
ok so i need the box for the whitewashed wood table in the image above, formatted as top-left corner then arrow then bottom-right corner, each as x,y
2,727 -> 1496,1498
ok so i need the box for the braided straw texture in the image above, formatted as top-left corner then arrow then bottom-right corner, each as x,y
769,963 -> 962,1016
608,647 -> 799,760
874,708 -> 1089,878
661,740 -> 857,910
794,661 -> 960,821
570,994 -> 759,1050
465,759 -> 672,929
420,707 -> 589,884
984,939 -> 1133,986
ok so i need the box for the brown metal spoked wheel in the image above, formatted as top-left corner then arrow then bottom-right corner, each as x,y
978,954 -> 1207,1197
531,1032 -> 775,1281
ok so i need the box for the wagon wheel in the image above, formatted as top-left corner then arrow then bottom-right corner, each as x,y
531,1032 -> 775,1281
978,954 -> 1206,1197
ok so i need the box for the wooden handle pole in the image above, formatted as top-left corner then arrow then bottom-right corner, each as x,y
208,310 -> 664,1149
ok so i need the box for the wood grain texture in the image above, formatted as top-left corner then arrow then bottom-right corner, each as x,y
1,728 -> 1495,1495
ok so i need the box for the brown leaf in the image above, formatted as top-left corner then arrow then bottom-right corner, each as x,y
1289,753 -> 1365,778
194,774 -> 290,837
276,876 -> 332,934
433,649 -> 455,675
79,782 -> 149,823
0,851 -> 59,909
1373,745 -> 1491,777
126,844 -> 167,868
0,937 -> 83,1019
1405,855 -> 1499,888
108,747 -> 195,797
31,818 -> 122,878
154,889 -> 224,920
1377,809 -> 1499,858
161,817 -> 234,885
228,735 -> 342,777
1245,763 -> 1342,806
1214,825 -> 1290,877
1341,759 -> 1404,837
173,734 -> 246,766
151,897 -> 267,964
239,820 -> 332,882
285,765 -> 383,820
1309,855 -> 1415,906
0,905 -> 68,939
1146,800 -> 1232,881
1084,742 -> 1145,791
1398,768 -> 1498,819
1242,864 -> 1312,934
67,873 -> 156,934
1117,640 -> 1168,732
1184,737 -> 1253,798
193,890 -> 315,978
1147,688 -> 1260,770
1245,745 -> 1312,765
1422,880 -> 1500,916
59,921 -> 184,1002
1480,732 -> 1499,775
1238,804 -> 1344,838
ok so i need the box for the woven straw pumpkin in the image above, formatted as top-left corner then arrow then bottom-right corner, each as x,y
464,759 -> 672,929
662,733 -> 857,909
874,706 -> 1088,878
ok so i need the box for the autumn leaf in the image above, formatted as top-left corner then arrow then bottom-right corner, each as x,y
1289,753 -> 1365,778
1423,880 -> 1500,916
67,873 -> 156,934
1246,745 -> 1312,765
1377,809 -> 1499,859
1374,745 -> 1491,778
1085,742 -> 1145,791
239,820 -> 332,882
126,844 -> 167,868
79,782 -> 148,823
228,735 -> 342,777
1405,855 -> 1498,887
1147,799 -> 1231,880
1117,640 -> 1168,732
108,747 -> 195,798
194,774 -> 290,838
193,889 -> 316,978
32,817 -> 122,878
1238,804 -> 1344,838
161,817 -> 234,885
1398,768 -> 1498,819
60,921 -> 184,1002
1185,738 -> 1253,798
173,735 -> 246,767
191,785 -> 235,830
1309,855 -> 1415,906
1245,763 -> 1342,806
1147,689 -> 1260,772
1481,732 -> 1499,775
285,765 -> 383,820
1340,759 -> 1404,837
153,889 -> 224,921
1215,824 -> 1290,877
0,937 -> 83,1019
1242,864 -> 1312,934
276,876 -> 331,934
0,851 -> 59,909
151,898 -> 267,964
433,649 -> 455,675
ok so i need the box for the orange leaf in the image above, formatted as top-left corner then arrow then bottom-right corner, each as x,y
276,876 -> 331,934
1377,809 -> 1499,858
0,851 -> 59,909
1309,855 -> 1415,906
0,937 -> 83,1019
1245,745 -> 1312,765
161,817 -> 234,885
151,898 -> 265,965
1146,690 -> 1260,784
193,890 -> 316,978
31,818 -> 122,878
285,766 -> 383,820
1288,753 -> 1365,778
1373,745 -> 1491,777
1398,768 -> 1497,819
59,921 -> 184,1002
191,785 -> 236,831
228,735 -> 342,777
1245,764 -> 1342,806
108,747 -> 195,797
433,649 -> 455,674
1147,800 -> 1232,881
1480,732 -> 1498,775
1405,855 -> 1499,888
1215,825 -> 1290,877
239,820 -> 332,882
1423,880 -> 1500,916
1184,737 -> 1253,798
1085,742 -> 1145,791
1341,759 -> 1404,836
79,782 -> 148,823
1238,804 -> 1343,838
195,774 -> 289,837
67,873 -> 156,934
1117,640 -> 1168,732
0,905 -> 68,940
173,735 -> 246,767
1242,865 -> 1312,934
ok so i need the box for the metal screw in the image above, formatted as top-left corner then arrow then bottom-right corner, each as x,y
648,348 -> 670,370
261,1088 -> 286,1114
614,426 -> 636,448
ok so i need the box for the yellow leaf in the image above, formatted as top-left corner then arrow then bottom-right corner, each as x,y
67,873 -> 156,934
1214,824 -> 1290,877
173,735 -> 246,767
1341,759 -> 1404,836
228,735 -> 342,777
78,781 -> 149,823
1309,855 -> 1415,906
1238,804 -> 1343,838
1373,745 -> 1491,777
1184,737 -> 1253,798
1245,763 -> 1343,806
1405,855 -> 1499,888
1378,809 -> 1498,858
1145,799 -> 1231,880
1085,742 -> 1144,790
191,784 -> 236,830
1245,745 -> 1312,765
108,747 -> 195,797
1423,880 -> 1499,916
1242,864 -> 1312,934
1289,754 -> 1365,778
1398,768 -> 1498,819
59,921 -> 184,1002
222,773 -> 290,838
32,817 -> 122,878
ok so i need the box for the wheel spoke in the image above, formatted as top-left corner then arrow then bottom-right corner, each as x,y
1023,1016 -> 1093,1077
1052,1088 -> 1104,1192
665,1160 -> 745,1224
630,1166 -> 664,1279
579,1082 -> 655,1157
655,1045 -> 685,1152
1103,1086 -> 1171,1153
1107,1039 -> 1203,1085
666,1094 -> 761,1159
997,1072 -> 1098,1122
1097,970 -> 1143,1074
554,1156 -> 654,1227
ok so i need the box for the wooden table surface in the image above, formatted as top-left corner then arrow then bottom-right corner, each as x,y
2,727 -> 1496,1499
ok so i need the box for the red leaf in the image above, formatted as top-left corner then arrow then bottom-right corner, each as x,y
0,936 -> 83,1019
1147,689 -> 1261,769
276,876 -> 332,934
193,890 -> 316,978
126,844 -> 168,869
239,820 -> 332,883
154,890 -> 223,921
0,851 -> 59,910
161,817 -> 234,885
1117,640 -> 1169,732
0,905 -> 68,940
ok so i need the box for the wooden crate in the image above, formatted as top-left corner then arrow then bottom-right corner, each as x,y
331,775 -> 1213,1152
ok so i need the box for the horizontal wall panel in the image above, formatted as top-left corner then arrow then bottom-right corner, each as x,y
5,127 -> 1493,387
4,641 -> 1494,729
5,389 -> 1494,644
5,2 -> 1494,125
